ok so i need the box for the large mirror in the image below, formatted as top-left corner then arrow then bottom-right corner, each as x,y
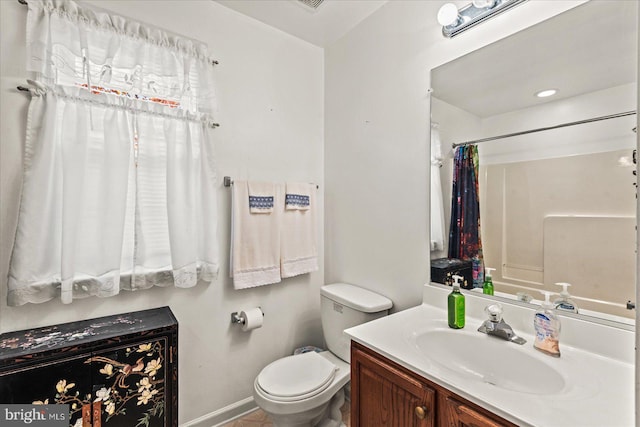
430,0 -> 637,325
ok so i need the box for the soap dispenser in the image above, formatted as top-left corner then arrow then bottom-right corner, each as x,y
483,267 -> 495,295
553,282 -> 578,313
448,275 -> 465,329
533,291 -> 561,357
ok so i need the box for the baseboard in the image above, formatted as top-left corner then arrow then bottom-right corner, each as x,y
181,397 -> 258,427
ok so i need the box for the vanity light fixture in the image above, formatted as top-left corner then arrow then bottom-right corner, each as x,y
535,89 -> 558,98
472,0 -> 497,7
437,0 -> 528,38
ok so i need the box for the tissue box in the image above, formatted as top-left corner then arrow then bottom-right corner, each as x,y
430,258 -> 473,289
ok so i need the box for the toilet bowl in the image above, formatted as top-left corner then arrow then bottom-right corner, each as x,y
252,283 -> 393,427
253,351 -> 350,427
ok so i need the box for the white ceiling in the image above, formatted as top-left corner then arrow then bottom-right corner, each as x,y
432,1 -> 638,118
214,0 -> 388,47
215,1 -> 637,117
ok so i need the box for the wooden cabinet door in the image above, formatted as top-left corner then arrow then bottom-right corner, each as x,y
440,395 -> 511,427
0,353 -> 93,427
352,343 -> 435,427
87,337 -> 170,427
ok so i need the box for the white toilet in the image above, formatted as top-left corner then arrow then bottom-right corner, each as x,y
253,283 -> 393,427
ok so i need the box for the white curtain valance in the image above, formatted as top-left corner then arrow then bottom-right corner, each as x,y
28,0 -> 215,62
8,0 -> 219,305
26,0 -> 217,116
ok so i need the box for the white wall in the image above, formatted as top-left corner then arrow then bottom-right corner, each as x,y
324,0 -> 587,309
0,1 -> 324,424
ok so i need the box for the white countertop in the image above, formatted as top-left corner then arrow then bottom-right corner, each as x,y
344,285 -> 634,427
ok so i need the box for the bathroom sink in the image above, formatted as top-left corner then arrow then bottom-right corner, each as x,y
411,328 -> 565,395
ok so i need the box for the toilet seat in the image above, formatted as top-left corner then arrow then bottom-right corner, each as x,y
256,352 -> 337,402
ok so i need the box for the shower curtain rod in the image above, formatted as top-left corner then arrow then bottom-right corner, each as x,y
451,110 -> 637,148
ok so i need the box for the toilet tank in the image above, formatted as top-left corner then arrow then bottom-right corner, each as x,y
321,283 -> 393,363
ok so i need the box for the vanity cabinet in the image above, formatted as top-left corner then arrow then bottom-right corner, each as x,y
351,341 -> 516,427
440,395 -> 506,427
351,340 -> 436,426
0,307 -> 178,427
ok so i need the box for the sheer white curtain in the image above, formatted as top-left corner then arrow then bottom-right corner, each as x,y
8,0 -> 219,305
430,123 -> 446,252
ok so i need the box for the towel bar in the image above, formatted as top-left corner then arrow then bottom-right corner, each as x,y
223,176 -> 318,189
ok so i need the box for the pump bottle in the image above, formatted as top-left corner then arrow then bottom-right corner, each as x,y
483,267 -> 495,295
448,275 -> 465,329
533,291 -> 561,357
553,282 -> 578,313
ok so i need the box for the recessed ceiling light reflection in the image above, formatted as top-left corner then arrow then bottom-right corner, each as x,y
535,89 -> 558,98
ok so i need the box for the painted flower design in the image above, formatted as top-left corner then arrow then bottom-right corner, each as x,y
94,387 -> 110,402
34,339 -> 168,423
56,379 -> 75,394
99,363 -> 114,376
137,343 -> 152,353
137,377 -> 152,393
137,388 -> 158,405
144,358 -> 161,376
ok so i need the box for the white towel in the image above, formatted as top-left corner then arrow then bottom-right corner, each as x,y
281,183 -> 318,278
231,181 -> 282,289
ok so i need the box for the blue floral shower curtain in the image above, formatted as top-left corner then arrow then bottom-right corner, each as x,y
448,145 -> 484,287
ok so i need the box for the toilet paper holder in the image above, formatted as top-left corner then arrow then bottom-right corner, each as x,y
231,307 -> 264,325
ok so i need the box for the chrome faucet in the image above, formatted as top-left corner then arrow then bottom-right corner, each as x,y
478,304 -> 526,345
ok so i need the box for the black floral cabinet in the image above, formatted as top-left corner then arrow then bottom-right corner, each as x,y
0,307 -> 178,427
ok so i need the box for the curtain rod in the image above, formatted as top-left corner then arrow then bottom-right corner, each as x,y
451,110 -> 637,148
16,85 -> 220,128
223,176 -> 319,189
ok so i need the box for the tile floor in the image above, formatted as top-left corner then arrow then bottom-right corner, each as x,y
221,402 -> 351,427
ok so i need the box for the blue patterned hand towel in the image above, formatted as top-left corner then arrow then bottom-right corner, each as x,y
285,182 -> 310,211
248,181 -> 275,214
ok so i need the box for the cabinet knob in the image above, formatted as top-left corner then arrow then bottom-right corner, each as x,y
415,405 -> 429,420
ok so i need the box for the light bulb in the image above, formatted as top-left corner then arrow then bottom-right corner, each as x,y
437,3 -> 460,27
472,0 -> 496,8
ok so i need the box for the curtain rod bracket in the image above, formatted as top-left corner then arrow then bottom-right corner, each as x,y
18,0 -> 27,5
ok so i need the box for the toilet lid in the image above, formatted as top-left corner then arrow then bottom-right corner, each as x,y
257,352 -> 337,400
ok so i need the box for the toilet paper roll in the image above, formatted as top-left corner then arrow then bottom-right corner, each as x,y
240,307 -> 264,331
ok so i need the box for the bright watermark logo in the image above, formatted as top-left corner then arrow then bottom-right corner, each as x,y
0,405 -> 68,426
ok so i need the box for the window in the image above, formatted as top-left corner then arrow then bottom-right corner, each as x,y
8,0 -> 219,305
